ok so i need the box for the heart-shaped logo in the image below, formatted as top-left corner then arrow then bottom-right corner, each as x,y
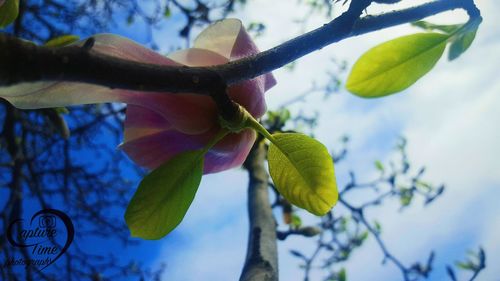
5,209 -> 74,270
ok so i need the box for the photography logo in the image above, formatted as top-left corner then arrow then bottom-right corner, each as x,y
3,209 -> 74,270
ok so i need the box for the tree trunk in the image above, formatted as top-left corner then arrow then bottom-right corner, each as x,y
240,141 -> 278,281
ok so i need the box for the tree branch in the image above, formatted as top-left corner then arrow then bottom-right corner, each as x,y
0,0 -> 480,93
241,141 -> 278,281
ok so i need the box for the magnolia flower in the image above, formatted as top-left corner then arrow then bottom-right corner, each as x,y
0,19 -> 276,173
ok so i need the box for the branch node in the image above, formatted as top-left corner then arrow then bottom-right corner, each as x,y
82,37 -> 95,51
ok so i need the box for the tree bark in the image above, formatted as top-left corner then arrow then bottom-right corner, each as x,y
0,0 -> 479,91
240,141 -> 278,281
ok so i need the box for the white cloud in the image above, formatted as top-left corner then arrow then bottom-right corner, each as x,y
155,170 -> 249,280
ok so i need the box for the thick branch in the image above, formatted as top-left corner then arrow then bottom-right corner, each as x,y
0,0 -> 480,92
0,36 -> 225,93
241,141 -> 278,281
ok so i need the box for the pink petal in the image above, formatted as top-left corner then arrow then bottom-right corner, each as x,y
193,19 -> 243,59
227,78 -> 267,118
123,105 -> 171,142
89,34 -> 181,65
194,19 -> 276,91
226,73 -> 276,119
120,128 -> 256,174
168,48 -> 228,66
205,129 -> 256,173
168,45 -> 275,119
193,19 -> 277,118
119,128 -> 207,169
1,24 -> 277,174
122,91 -> 217,135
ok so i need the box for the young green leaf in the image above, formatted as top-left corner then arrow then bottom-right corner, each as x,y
125,150 -> 204,239
0,0 -> 19,28
338,268 -> 347,281
45,35 -> 80,47
374,160 -> 384,173
448,26 -> 478,61
164,6 -> 171,18
291,214 -> 302,228
346,33 -> 448,98
268,133 -> 338,216
412,18 -> 481,61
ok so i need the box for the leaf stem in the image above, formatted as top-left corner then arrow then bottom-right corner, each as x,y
245,116 -> 277,145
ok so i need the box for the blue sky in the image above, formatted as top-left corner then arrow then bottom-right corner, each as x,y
8,0 -> 496,280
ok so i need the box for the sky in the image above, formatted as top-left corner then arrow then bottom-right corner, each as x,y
16,0 -> 494,280
128,0 -> 500,280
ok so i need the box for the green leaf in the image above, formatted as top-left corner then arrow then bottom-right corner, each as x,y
265,108 -> 291,129
0,0 -> 19,28
45,35 -> 80,47
412,21 -> 461,34
268,133 -> 338,215
346,33 -> 448,98
164,6 -> 171,18
291,214 -> 302,228
54,107 -> 69,115
284,61 -> 297,71
412,18 -> 481,61
125,150 -> 204,239
456,261 -> 474,270
399,187 -> 413,206
374,160 -> 384,172
339,217 -> 349,232
338,268 -> 347,281
448,26 -> 478,61
359,230 -> 369,242
415,180 -> 432,191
